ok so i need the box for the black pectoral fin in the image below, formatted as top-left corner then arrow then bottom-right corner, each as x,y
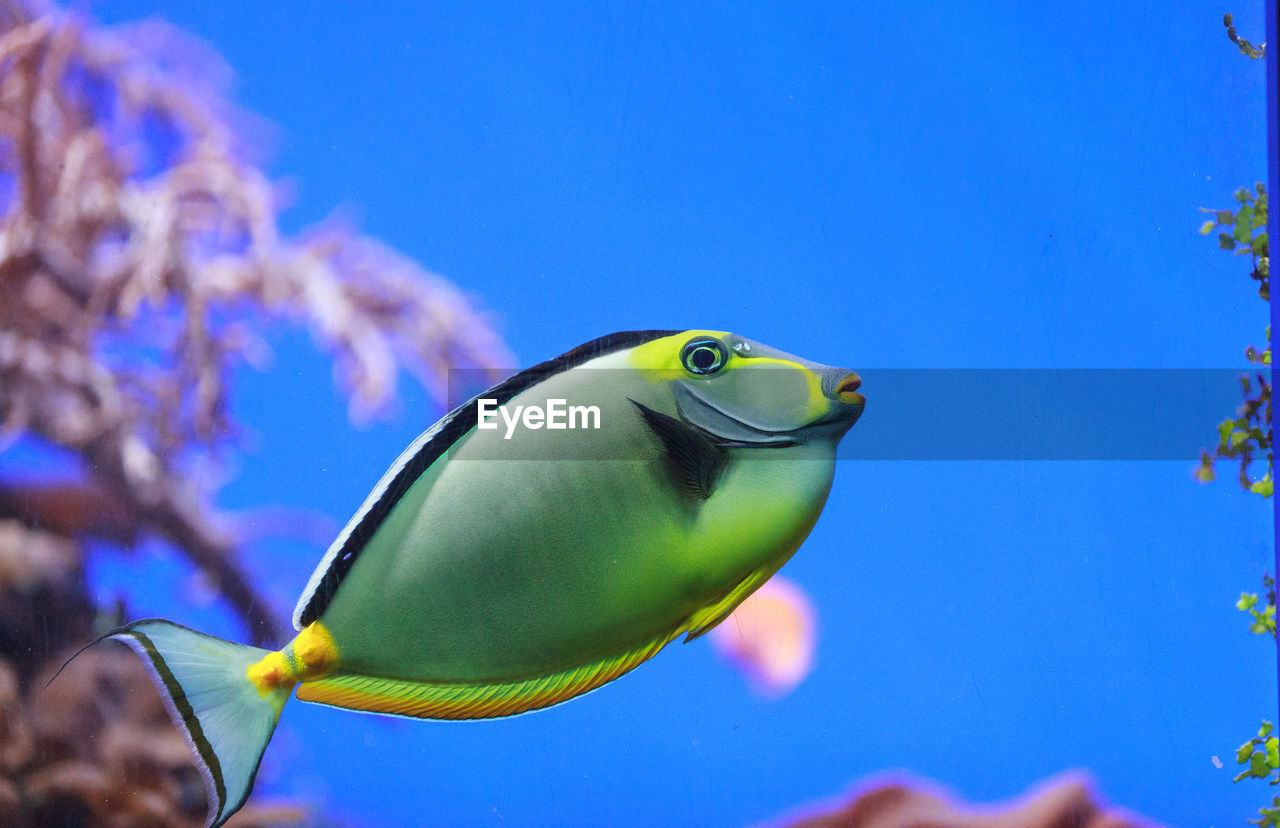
630,399 -> 729,500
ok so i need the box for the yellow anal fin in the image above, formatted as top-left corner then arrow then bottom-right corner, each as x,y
681,567 -> 775,642
298,570 -> 778,720
295,630 -> 681,721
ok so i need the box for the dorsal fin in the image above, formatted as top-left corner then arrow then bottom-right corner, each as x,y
293,329 -> 681,630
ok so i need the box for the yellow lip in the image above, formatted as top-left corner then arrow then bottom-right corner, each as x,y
833,372 -> 864,407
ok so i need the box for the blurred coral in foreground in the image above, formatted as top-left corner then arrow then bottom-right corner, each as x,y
711,575 -> 816,697
0,0 -> 509,822
0,525 -> 306,825
0,0 -> 510,646
774,773 -> 1160,828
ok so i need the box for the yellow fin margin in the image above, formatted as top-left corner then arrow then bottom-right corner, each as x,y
682,566 -> 776,641
295,630 -> 681,720
295,569 -> 777,720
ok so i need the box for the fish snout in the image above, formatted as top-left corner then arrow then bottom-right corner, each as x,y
828,370 -> 865,409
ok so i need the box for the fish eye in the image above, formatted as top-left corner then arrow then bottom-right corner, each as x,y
680,337 -> 728,376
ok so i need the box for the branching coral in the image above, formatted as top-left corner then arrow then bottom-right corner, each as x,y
0,518 -> 310,825
0,0 -> 511,820
0,0 -> 511,647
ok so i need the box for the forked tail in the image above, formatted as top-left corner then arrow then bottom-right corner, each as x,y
109,620 -> 289,828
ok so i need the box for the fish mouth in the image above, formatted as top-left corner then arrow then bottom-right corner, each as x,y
826,370 -> 865,411
834,372 -> 861,396
814,368 -> 864,431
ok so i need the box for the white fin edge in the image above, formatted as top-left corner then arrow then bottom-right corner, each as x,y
291,411 -> 460,630
291,341 -> 655,630
112,620 -> 285,828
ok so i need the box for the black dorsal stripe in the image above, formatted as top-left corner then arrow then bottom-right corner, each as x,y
297,329 -> 682,627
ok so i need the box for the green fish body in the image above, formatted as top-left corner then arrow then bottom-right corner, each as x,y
101,330 -> 864,826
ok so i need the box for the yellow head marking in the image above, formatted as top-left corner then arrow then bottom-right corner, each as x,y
736,356 -> 829,421
627,330 -> 732,377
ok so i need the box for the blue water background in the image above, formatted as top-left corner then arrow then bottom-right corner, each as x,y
49,1 -> 1276,824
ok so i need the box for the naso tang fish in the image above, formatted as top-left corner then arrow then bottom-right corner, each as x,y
98,329 -> 865,827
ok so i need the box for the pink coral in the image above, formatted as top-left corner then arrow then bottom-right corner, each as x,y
776,772 -> 1161,828
711,575 -> 817,697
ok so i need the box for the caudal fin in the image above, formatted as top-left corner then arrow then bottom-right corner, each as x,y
110,619 -> 288,828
